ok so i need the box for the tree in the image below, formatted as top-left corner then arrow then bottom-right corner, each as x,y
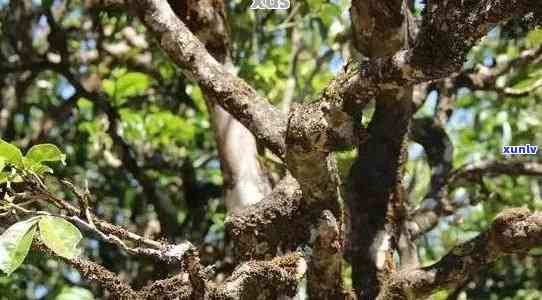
1,0 -> 542,299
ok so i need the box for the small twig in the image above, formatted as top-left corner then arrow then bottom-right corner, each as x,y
263,3 -> 301,33
5,178 -> 162,249
8,202 -> 191,264
61,179 -> 95,228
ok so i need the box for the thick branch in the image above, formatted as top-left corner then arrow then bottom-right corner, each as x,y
212,252 -> 306,299
13,179 -> 305,299
338,0 -> 539,111
347,96 -> 412,299
142,251 -> 307,299
285,106 -> 347,297
346,2 -> 416,298
34,242 -> 142,300
412,0 -> 537,79
306,210 -> 344,299
351,0 -> 415,57
311,0 -> 538,156
37,233 -> 305,300
380,208 -> 542,300
129,0 -> 287,158
226,175 -> 303,259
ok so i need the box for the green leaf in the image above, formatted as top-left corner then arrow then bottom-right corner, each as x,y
527,28 -> 542,48
0,218 -> 39,275
529,247 -> 542,256
55,287 -> 94,300
0,172 -> 8,184
254,62 -> 277,83
319,4 -> 340,27
26,144 -> 66,165
39,216 -> 82,259
102,79 -> 116,97
114,72 -> 149,104
0,139 -> 23,168
189,85 -> 207,114
22,158 -> 54,175
0,157 -> 5,171
511,77 -> 538,90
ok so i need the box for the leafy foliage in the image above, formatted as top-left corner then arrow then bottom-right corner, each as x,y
0,218 -> 39,275
103,71 -> 150,105
0,140 -> 23,169
0,142 -> 82,275
26,144 -> 66,166
0,214 -> 83,275
38,216 -> 82,260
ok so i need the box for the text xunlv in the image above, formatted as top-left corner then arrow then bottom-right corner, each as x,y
502,144 -> 538,155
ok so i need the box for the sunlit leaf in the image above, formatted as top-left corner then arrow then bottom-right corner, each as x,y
319,4 -> 340,27
26,144 -> 66,165
102,79 -> 116,97
39,216 -> 82,259
22,158 -> 54,175
511,77 -> 537,90
0,218 -> 39,275
0,172 -> 8,184
188,85 -> 207,114
527,27 -> 542,48
0,139 -> 23,168
114,72 -> 149,104
119,108 -> 145,140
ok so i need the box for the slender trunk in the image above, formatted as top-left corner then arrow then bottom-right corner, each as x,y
206,77 -> 272,212
169,0 -> 271,213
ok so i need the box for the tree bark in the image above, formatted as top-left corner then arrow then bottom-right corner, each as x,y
379,208 -> 542,300
347,1 -> 415,297
347,95 -> 412,298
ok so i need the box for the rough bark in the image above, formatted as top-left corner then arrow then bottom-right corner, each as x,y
120,0 -> 542,299
226,175 -> 304,259
285,102 -> 347,298
351,0 -> 413,57
347,1 -> 416,298
347,95 -> 412,299
339,0 -> 541,111
306,210 -> 345,299
131,0 -> 288,158
129,1 -> 349,296
211,252 -> 306,299
379,208 -> 542,300
15,178 -> 307,300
